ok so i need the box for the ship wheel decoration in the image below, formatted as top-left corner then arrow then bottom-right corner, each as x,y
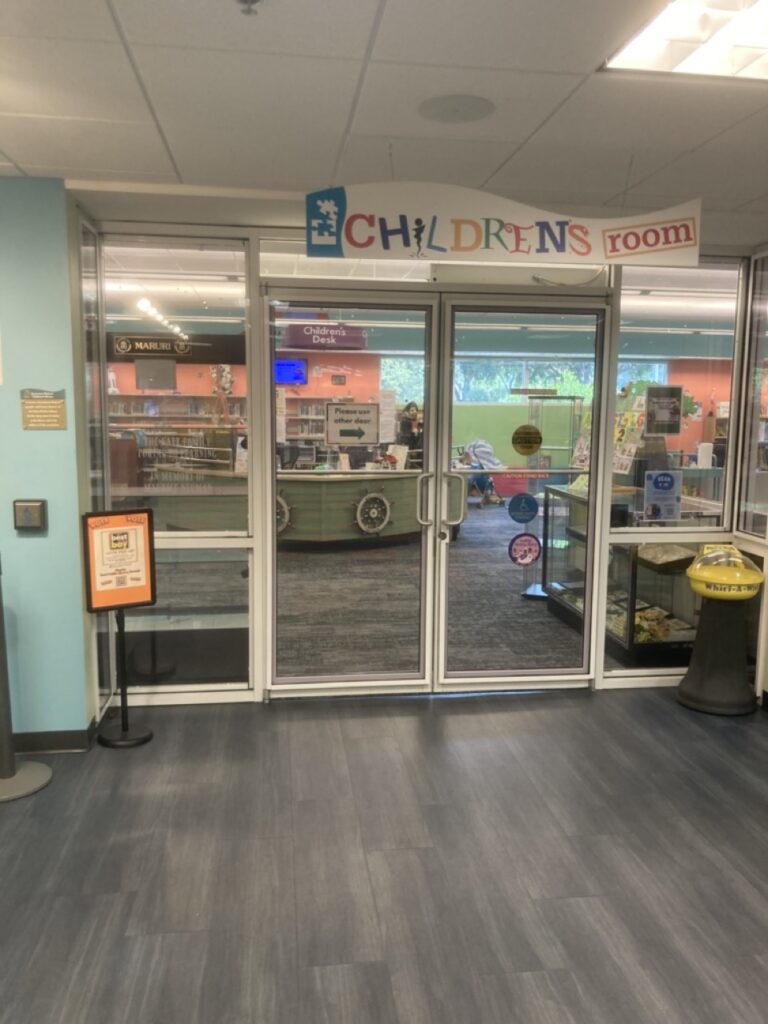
354,492 -> 392,534
276,494 -> 292,534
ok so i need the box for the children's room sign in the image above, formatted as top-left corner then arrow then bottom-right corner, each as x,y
306,184 -> 701,266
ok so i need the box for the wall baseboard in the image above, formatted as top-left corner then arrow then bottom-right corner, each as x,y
14,719 -> 96,754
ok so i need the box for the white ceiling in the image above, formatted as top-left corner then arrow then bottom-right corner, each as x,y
3,0 -> 768,246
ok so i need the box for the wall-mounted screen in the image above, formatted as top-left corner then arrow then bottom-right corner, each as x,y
135,358 -> 177,390
274,358 -> 308,385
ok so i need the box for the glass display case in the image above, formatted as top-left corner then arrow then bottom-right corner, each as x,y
526,395 -> 583,474
543,484 -> 700,665
603,543 -> 698,665
541,483 -> 591,623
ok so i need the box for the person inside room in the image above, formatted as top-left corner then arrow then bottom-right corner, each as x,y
461,439 -> 504,505
398,401 -> 420,448
397,400 -> 424,468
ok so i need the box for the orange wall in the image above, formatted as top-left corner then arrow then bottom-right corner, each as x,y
109,361 -> 247,397
110,353 -> 380,401
666,359 -> 731,451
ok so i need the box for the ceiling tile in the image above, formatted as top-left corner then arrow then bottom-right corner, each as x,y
735,195 -> 768,214
485,139 -> 675,200
492,190 -> 621,211
338,135 -> 517,187
354,63 -> 582,142
603,192 -> 700,210
528,73 -> 768,153
156,128 -> 340,190
373,0 -> 667,73
136,46 -> 360,135
0,117 -> 175,176
699,210 -> 768,249
622,109 -> 768,207
0,37 -> 153,120
0,1 -> 118,42
134,46 -> 360,187
115,0 -> 380,57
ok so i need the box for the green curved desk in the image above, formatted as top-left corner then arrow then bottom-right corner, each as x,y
276,471 -> 464,543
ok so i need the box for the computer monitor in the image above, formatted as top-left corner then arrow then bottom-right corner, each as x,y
274,358 -> 308,385
294,444 -> 316,469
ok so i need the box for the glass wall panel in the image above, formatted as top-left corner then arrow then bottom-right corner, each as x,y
740,256 -> 768,536
612,264 -> 740,528
81,223 -> 112,708
124,549 -> 249,686
103,238 -> 248,532
603,542 -> 762,673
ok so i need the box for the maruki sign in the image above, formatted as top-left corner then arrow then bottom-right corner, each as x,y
306,184 -> 701,267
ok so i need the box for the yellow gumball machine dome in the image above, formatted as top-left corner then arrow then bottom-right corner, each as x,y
686,545 -> 763,602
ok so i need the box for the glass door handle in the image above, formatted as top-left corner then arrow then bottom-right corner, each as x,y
416,472 -> 434,527
443,471 -> 467,527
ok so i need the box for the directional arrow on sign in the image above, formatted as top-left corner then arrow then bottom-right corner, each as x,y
340,427 -> 365,439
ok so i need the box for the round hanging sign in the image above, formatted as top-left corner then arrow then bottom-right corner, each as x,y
507,493 -> 539,524
508,533 -> 542,566
512,424 -> 543,456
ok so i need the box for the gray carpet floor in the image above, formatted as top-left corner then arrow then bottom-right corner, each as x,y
275,503 -> 584,679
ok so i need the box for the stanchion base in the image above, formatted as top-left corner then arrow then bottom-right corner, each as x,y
0,760 -> 53,803
98,725 -> 153,748
522,583 -> 547,600
677,691 -> 756,717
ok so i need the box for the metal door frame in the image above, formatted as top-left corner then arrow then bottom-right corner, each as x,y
262,284 -> 440,698
261,283 -> 612,697
432,295 -> 610,693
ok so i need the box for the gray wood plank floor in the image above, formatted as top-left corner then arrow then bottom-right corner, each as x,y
2,689 -> 768,1024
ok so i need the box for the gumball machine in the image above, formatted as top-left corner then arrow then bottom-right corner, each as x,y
678,545 -> 763,715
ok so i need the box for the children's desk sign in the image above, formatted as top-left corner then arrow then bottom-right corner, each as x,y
82,509 -> 156,748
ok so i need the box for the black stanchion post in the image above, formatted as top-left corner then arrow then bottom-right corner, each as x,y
84,508 -> 156,749
97,608 -> 153,749
0,554 -> 53,802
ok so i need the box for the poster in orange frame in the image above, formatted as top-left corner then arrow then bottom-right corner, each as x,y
82,509 -> 156,612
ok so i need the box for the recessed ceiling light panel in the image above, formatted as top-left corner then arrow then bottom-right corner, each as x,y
607,0 -> 768,80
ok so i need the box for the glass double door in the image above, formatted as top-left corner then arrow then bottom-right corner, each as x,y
269,291 -> 604,691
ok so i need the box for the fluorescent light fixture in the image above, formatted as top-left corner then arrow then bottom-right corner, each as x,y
136,297 -> 152,312
607,0 -> 768,79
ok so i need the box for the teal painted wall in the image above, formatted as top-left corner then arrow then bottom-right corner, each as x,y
0,178 -> 90,733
